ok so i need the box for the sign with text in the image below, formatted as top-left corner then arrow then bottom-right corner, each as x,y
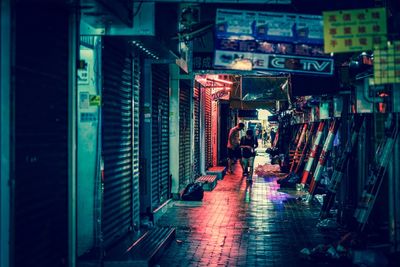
215,38 -> 325,57
216,9 -> 323,44
192,52 -> 214,70
323,8 -> 387,53
373,41 -> 400,84
214,50 -> 334,75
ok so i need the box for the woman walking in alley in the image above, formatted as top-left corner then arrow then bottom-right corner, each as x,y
227,122 -> 245,173
240,129 -> 258,182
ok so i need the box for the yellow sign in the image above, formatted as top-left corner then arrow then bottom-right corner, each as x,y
89,95 -> 101,106
374,41 -> 400,84
323,8 -> 387,53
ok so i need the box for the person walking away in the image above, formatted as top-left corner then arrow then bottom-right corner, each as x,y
227,122 -> 245,173
262,130 -> 268,147
240,129 -> 258,182
270,128 -> 276,146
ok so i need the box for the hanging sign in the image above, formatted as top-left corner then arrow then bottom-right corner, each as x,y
373,41 -> 400,84
323,8 -> 387,53
214,50 -> 334,75
216,9 -> 323,44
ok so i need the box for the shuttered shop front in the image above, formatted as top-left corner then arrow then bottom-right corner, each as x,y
179,80 -> 191,190
203,86 -> 213,169
102,37 -> 139,247
193,84 -> 201,178
14,4 -> 69,267
151,64 -> 170,210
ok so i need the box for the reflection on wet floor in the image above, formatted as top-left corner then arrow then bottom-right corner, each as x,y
155,154 -> 343,267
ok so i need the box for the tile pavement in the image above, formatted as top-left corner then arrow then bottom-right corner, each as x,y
155,154 -> 349,267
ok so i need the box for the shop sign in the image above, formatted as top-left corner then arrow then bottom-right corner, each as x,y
214,50 -> 334,75
215,38 -> 325,57
216,9 -> 323,44
211,88 -> 230,101
323,7 -> 387,53
192,52 -> 214,70
373,41 -> 400,84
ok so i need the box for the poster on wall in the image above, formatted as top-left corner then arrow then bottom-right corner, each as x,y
323,7 -> 387,53
78,60 -> 90,85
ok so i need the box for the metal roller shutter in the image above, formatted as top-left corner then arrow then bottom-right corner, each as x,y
132,55 -> 141,228
204,87 -> 213,169
179,80 -> 191,190
193,85 -> 201,178
102,37 -> 134,247
151,64 -> 170,209
14,4 -> 69,267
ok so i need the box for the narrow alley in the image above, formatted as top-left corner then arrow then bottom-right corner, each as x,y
156,153 -> 340,267
1,1 -> 400,267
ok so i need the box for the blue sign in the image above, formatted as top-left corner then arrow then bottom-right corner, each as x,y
216,9 -> 324,44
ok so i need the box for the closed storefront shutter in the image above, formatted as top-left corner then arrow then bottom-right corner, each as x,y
151,64 -> 170,210
132,55 -> 141,228
193,85 -> 201,178
102,37 -> 134,247
14,4 -> 69,267
179,80 -> 191,190
203,87 -> 213,169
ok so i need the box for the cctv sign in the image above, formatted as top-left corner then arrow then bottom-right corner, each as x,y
267,55 -> 334,74
214,50 -> 334,75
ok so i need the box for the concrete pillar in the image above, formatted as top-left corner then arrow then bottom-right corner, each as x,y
0,1 -> 11,266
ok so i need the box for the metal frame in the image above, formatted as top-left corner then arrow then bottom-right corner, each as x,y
68,6 -> 79,267
141,59 -> 174,212
0,1 -> 11,266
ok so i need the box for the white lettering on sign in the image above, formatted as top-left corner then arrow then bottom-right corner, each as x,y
300,59 -> 330,71
271,57 -> 285,68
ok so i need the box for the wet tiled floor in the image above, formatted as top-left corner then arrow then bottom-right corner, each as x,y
155,153 -> 345,267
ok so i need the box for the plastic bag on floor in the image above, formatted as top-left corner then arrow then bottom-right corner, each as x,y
181,183 -> 204,201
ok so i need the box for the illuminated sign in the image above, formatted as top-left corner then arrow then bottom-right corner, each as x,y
323,8 -> 387,53
213,9 -> 331,74
214,50 -> 334,75
374,41 -> 400,84
216,9 -> 323,44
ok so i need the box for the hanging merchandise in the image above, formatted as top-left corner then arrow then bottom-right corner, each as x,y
354,114 -> 399,232
301,121 -> 326,185
294,123 -> 316,175
308,119 -> 341,198
278,123 -> 311,187
289,124 -> 308,173
320,115 -> 364,219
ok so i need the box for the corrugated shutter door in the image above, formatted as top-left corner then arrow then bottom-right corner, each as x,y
132,55 -> 140,228
204,87 -> 213,169
14,4 -> 69,267
179,81 -> 191,190
102,38 -> 134,247
193,85 -> 201,178
151,64 -> 170,210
